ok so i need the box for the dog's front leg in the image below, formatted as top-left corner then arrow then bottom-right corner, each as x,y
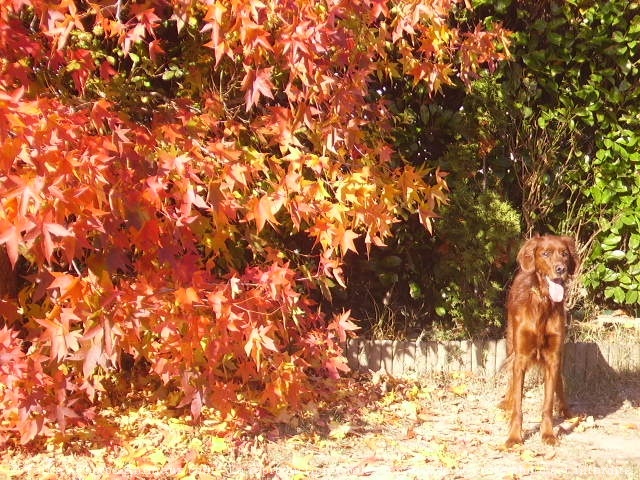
505,354 -> 527,447
541,346 -> 562,445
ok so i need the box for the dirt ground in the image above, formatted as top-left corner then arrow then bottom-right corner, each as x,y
229,370 -> 640,480
306,372 -> 640,480
2,368 -> 639,480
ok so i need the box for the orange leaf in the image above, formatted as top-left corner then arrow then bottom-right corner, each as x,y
44,222 -> 73,238
370,0 -> 389,19
418,204 -> 438,235
252,195 -> 281,233
244,325 -> 278,368
175,287 -> 200,307
149,39 -> 165,63
329,310 -> 359,342
337,227 -> 359,255
243,67 -> 275,111
0,221 -> 21,268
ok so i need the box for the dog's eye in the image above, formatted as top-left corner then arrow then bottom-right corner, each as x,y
541,251 -> 550,257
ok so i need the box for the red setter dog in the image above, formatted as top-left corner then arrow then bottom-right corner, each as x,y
500,235 -> 578,447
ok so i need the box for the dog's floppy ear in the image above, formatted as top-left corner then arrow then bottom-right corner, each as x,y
561,236 -> 578,275
516,236 -> 539,273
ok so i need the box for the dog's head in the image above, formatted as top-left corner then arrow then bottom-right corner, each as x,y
517,235 -> 578,303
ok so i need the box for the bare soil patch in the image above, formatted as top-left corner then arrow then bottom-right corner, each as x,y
2,369 -> 639,480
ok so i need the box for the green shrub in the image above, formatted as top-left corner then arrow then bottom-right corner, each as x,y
336,184 -> 521,340
427,186 -> 521,338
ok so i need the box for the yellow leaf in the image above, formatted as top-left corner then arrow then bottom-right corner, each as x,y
399,400 -> 418,421
337,227 -> 359,255
406,384 -> 420,400
210,436 -> 229,453
0,466 -> 19,478
577,415 -> 596,432
148,450 -> 168,466
289,454 -> 314,471
450,383 -> 468,396
168,418 -> 194,431
328,421 -> 352,440
381,390 -> 397,406
439,455 -> 457,469
437,449 -> 458,469
189,438 -> 203,452
520,449 -> 538,462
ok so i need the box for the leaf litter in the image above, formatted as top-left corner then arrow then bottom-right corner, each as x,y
2,370 -> 640,479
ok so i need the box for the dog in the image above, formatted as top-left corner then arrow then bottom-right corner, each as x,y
499,234 -> 578,447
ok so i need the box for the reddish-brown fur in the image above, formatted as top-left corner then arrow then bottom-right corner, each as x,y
500,235 -> 578,447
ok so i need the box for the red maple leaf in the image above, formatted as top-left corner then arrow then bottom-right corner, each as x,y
67,49 -> 95,94
370,0 -> 389,19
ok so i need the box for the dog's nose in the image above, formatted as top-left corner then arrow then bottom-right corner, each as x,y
555,265 -> 567,275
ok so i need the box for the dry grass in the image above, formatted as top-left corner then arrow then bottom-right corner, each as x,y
568,314 -> 640,344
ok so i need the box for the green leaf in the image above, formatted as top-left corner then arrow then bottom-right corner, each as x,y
537,116 -> 548,129
602,234 -> 622,247
409,282 -> 423,299
614,286 -> 626,303
625,289 -> 639,305
604,249 -> 626,260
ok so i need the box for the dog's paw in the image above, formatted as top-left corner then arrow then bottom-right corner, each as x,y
542,433 -> 558,446
504,435 -> 523,448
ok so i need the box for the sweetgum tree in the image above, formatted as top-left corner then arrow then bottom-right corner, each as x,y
0,0 -> 509,443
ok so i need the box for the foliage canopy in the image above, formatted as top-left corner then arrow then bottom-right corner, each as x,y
0,0 -> 509,443
487,0 -> 640,313
339,0 -> 640,338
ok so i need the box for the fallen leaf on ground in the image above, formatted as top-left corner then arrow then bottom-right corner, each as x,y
450,383 -> 468,396
288,454 -> 315,471
209,436 -> 228,453
520,449 -> 539,462
148,449 -> 168,466
558,415 -> 585,435
398,400 -> 418,420
438,449 -> 458,469
403,425 -> 416,439
328,421 -> 352,439
576,415 -> 596,432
